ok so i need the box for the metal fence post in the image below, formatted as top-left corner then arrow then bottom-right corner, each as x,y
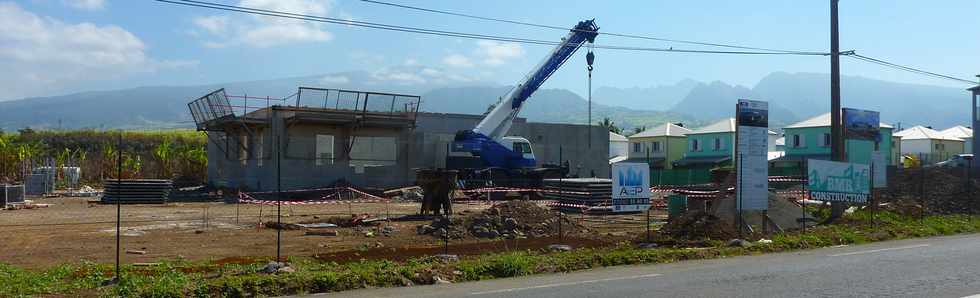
920,155 -> 926,222
645,207 -> 651,243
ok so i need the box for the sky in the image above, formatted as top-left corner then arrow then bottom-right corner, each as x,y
2,0 -> 979,101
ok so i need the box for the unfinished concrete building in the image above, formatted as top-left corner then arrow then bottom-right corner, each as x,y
189,87 -> 608,191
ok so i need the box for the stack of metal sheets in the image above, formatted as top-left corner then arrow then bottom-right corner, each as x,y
542,178 -> 612,212
101,179 -> 173,204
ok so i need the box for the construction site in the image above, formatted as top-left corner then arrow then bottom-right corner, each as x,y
4,1 -> 980,296
2,13 -> 980,270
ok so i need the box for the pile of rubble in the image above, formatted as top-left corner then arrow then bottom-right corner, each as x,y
416,200 -> 586,239
659,211 -> 735,241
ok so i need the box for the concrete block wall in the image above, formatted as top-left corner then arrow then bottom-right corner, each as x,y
208,111 -> 610,191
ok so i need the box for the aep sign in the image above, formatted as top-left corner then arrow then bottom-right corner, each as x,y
612,162 -> 651,212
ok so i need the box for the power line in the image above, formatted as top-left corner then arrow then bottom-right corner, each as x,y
155,0 -> 829,56
847,53 -> 977,85
359,0 -> 821,54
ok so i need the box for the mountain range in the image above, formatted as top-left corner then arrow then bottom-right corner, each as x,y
0,71 -> 973,133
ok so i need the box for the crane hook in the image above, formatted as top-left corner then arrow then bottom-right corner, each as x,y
586,50 -> 595,72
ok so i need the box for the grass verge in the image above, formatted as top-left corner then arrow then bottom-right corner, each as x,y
3,211 -> 980,297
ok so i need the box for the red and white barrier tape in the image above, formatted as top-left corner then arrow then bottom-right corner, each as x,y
461,187 -> 591,196
239,188 -> 388,205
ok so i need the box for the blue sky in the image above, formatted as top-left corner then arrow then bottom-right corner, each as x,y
3,0 -> 979,101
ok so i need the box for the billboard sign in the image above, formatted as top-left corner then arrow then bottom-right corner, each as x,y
807,159 -> 870,203
736,99 -> 769,211
612,162 -> 651,212
843,108 -> 880,141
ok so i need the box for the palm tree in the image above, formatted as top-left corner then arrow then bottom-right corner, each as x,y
598,117 -> 621,134
632,126 -> 647,135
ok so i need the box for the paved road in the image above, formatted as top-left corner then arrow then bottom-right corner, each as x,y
305,234 -> 980,298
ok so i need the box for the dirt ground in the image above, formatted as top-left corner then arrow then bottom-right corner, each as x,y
0,196 -> 663,269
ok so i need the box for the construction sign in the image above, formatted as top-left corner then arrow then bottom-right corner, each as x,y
736,99 -> 769,211
807,159 -> 870,203
611,162 -> 651,212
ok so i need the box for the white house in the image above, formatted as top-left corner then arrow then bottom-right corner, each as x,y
894,125 -> 965,163
940,126 -> 973,153
767,130 -> 780,152
609,131 -> 629,159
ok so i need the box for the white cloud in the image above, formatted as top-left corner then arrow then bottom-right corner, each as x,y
192,0 -> 334,48
192,15 -> 229,35
442,54 -> 474,68
419,68 -> 441,77
319,75 -> 349,84
440,41 -> 525,69
371,68 -> 426,85
0,2 -> 195,99
63,0 -> 105,11
370,64 -> 478,86
476,41 -> 525,66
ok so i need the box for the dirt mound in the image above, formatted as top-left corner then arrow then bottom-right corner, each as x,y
659,211 -> 735,241
883,168 -> 980,215
416,201 -> 587,239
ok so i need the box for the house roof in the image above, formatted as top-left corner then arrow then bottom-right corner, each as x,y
609,131 -> 628,142
629,123 -> 693,138
940,125 -> 973,139
894,125 -> 963,141
689,118 -> 736,135
775,137 -> 785,146
768,130 -> 778,135
784,112 -> 894,129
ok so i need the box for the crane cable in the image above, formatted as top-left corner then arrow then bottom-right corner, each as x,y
587,43 -> 596,148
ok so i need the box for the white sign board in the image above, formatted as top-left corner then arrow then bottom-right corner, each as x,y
807,159 -> 870,203
871,151 -> 887,188
736,99 -> 769,211
612,162 -> 651,213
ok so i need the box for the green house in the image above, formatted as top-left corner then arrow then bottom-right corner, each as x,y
772,112 -> 895,171
673,118 -> 736,168
627,123 -> 692,169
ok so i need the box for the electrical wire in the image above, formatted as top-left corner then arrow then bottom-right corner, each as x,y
359,0 -> 821,55
847,53 -> 978,85
154,0 -> 829,56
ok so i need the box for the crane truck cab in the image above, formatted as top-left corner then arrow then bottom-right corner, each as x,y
500,136 -> 535,162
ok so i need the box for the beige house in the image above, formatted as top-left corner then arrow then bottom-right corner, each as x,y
627,123 -> 692,169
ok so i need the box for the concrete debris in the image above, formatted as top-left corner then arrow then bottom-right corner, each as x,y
637,243 -> 659,249
418,201 -> 586,240
433,276 -> 451,284
258,261 -> 287,274
277,266 -> 295,273
381,225 -> 395,236
433,254 -> 459,262
757,239 -> 773,244
728,239 -> 752,248
547,244 -> 573,252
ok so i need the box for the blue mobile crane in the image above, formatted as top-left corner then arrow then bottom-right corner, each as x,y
447,19 -> 599,187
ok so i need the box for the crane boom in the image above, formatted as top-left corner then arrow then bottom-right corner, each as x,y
450,19 -> 598,170
473,20 -> 599,140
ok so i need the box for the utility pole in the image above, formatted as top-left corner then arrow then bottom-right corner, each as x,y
830,0 -> 843,163
827,0 -> 846,221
